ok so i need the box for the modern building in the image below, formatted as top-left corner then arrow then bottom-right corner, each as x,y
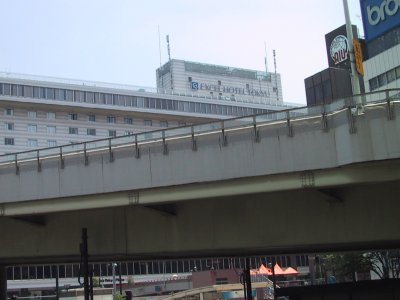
304,24 -> 365,106
360,0 -> 400,92
156,59 -> 283,105
0,71 -> 295,155
306,0 -> 400,103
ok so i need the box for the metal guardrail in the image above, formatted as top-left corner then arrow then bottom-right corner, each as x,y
0,89 -> 399,170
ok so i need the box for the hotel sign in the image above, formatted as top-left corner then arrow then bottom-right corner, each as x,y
191,81 -> 270,97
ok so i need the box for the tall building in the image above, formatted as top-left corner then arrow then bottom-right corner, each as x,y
0,68 -> 294,155
360,0 -> 400,92
156,59 -> 283,105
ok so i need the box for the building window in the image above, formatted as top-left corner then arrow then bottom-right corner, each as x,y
69,127 -> 78,134
47,140 -> 57,147
109,130 -> 117,137
68,113 -> 78,120
160,121 -> 168,128
88,114 -> 96,122
107,116 -> 116,123
27,139 -> 38,147
396,66 -> 400,79
218,80 -> 222,85
4,108 -> 13,116
5,123 -> 14,130
4,137 -> 14,145
387,69 -> 396,83
378,73 -> 387,87
369,77 -> 379,91
87,128 -> 96,136
124,117 -> 133,124
47,126 -> 56,134
28,111 -> 37,119
27,124 -> 37,133
144,119 -> 152,126
47,112 -> 56,119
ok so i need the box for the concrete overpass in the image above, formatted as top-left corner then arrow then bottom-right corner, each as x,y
0,90 -> 400,265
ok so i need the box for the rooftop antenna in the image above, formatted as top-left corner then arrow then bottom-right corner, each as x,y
264,41 -> 269,74
158,25 -> 164,89
166,35 -> 173,90
273,49 -> 279,101
166,34 -> 171,61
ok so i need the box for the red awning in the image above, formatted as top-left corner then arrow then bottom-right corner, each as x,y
274,263 -> 285,275
259,264 -> 273,275
282,267 -> 299,276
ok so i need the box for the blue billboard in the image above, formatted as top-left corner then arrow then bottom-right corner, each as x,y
360,0 -> 400,41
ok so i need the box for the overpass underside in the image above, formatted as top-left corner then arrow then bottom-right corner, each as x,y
0,99 -> 400,264
1,167 -> 400,264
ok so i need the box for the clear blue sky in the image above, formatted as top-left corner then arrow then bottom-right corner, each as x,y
0,0 -> 363,104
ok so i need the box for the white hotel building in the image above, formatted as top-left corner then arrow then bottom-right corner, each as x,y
157,59 -> 283,104
0,62 -> 293,155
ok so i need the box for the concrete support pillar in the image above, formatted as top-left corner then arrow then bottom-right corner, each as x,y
0,265 -> 7,300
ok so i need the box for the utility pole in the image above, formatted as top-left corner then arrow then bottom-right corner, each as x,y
80,228 -> 90,300
343,0 -> 363,114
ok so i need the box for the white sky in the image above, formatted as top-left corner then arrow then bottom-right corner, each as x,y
0,0 -> 364,105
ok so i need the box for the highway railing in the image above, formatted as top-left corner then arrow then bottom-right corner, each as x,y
0,89 -> 399,172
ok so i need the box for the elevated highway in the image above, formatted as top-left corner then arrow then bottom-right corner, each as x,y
0,90 -> 400,264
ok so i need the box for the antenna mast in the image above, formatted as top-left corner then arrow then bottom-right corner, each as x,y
166,35 -> 173,90
158,25 -> 164,89
264,42 -> 268,74
273,49 -> 279,101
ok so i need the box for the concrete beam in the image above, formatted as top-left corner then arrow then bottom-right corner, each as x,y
1,180 -> 399,264
1,159 -> 400,217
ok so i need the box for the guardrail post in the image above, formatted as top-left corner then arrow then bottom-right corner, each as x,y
162,131 -> 168,155
109,139 -> 114,162
134,134 -> 140,158
286,111 -> 293,137
15,154 -> 19,175
84,143 -> 89,166
221,122 -> 227,146
253,116 -> 260,142
347,107 -> 356,134
321,105 -> 329,132
60,147 -> 65,169
191,126 -> 197,151
386,91 -> 395,120
37,150 -> 42,172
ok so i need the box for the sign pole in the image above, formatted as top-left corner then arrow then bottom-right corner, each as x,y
343,0 -> 363,114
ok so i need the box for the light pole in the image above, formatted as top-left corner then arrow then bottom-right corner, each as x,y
111,263 -> 117,299
268,262 -> 276,300
343,0 -> 364,114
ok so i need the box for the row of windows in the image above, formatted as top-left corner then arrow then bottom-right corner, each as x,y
6,255 -> 309,280
0,82 -> 270,117
4,138 -> 56,148
4,123 -> 56,133
369,65 -> 400,91
3,109 -> 170,127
